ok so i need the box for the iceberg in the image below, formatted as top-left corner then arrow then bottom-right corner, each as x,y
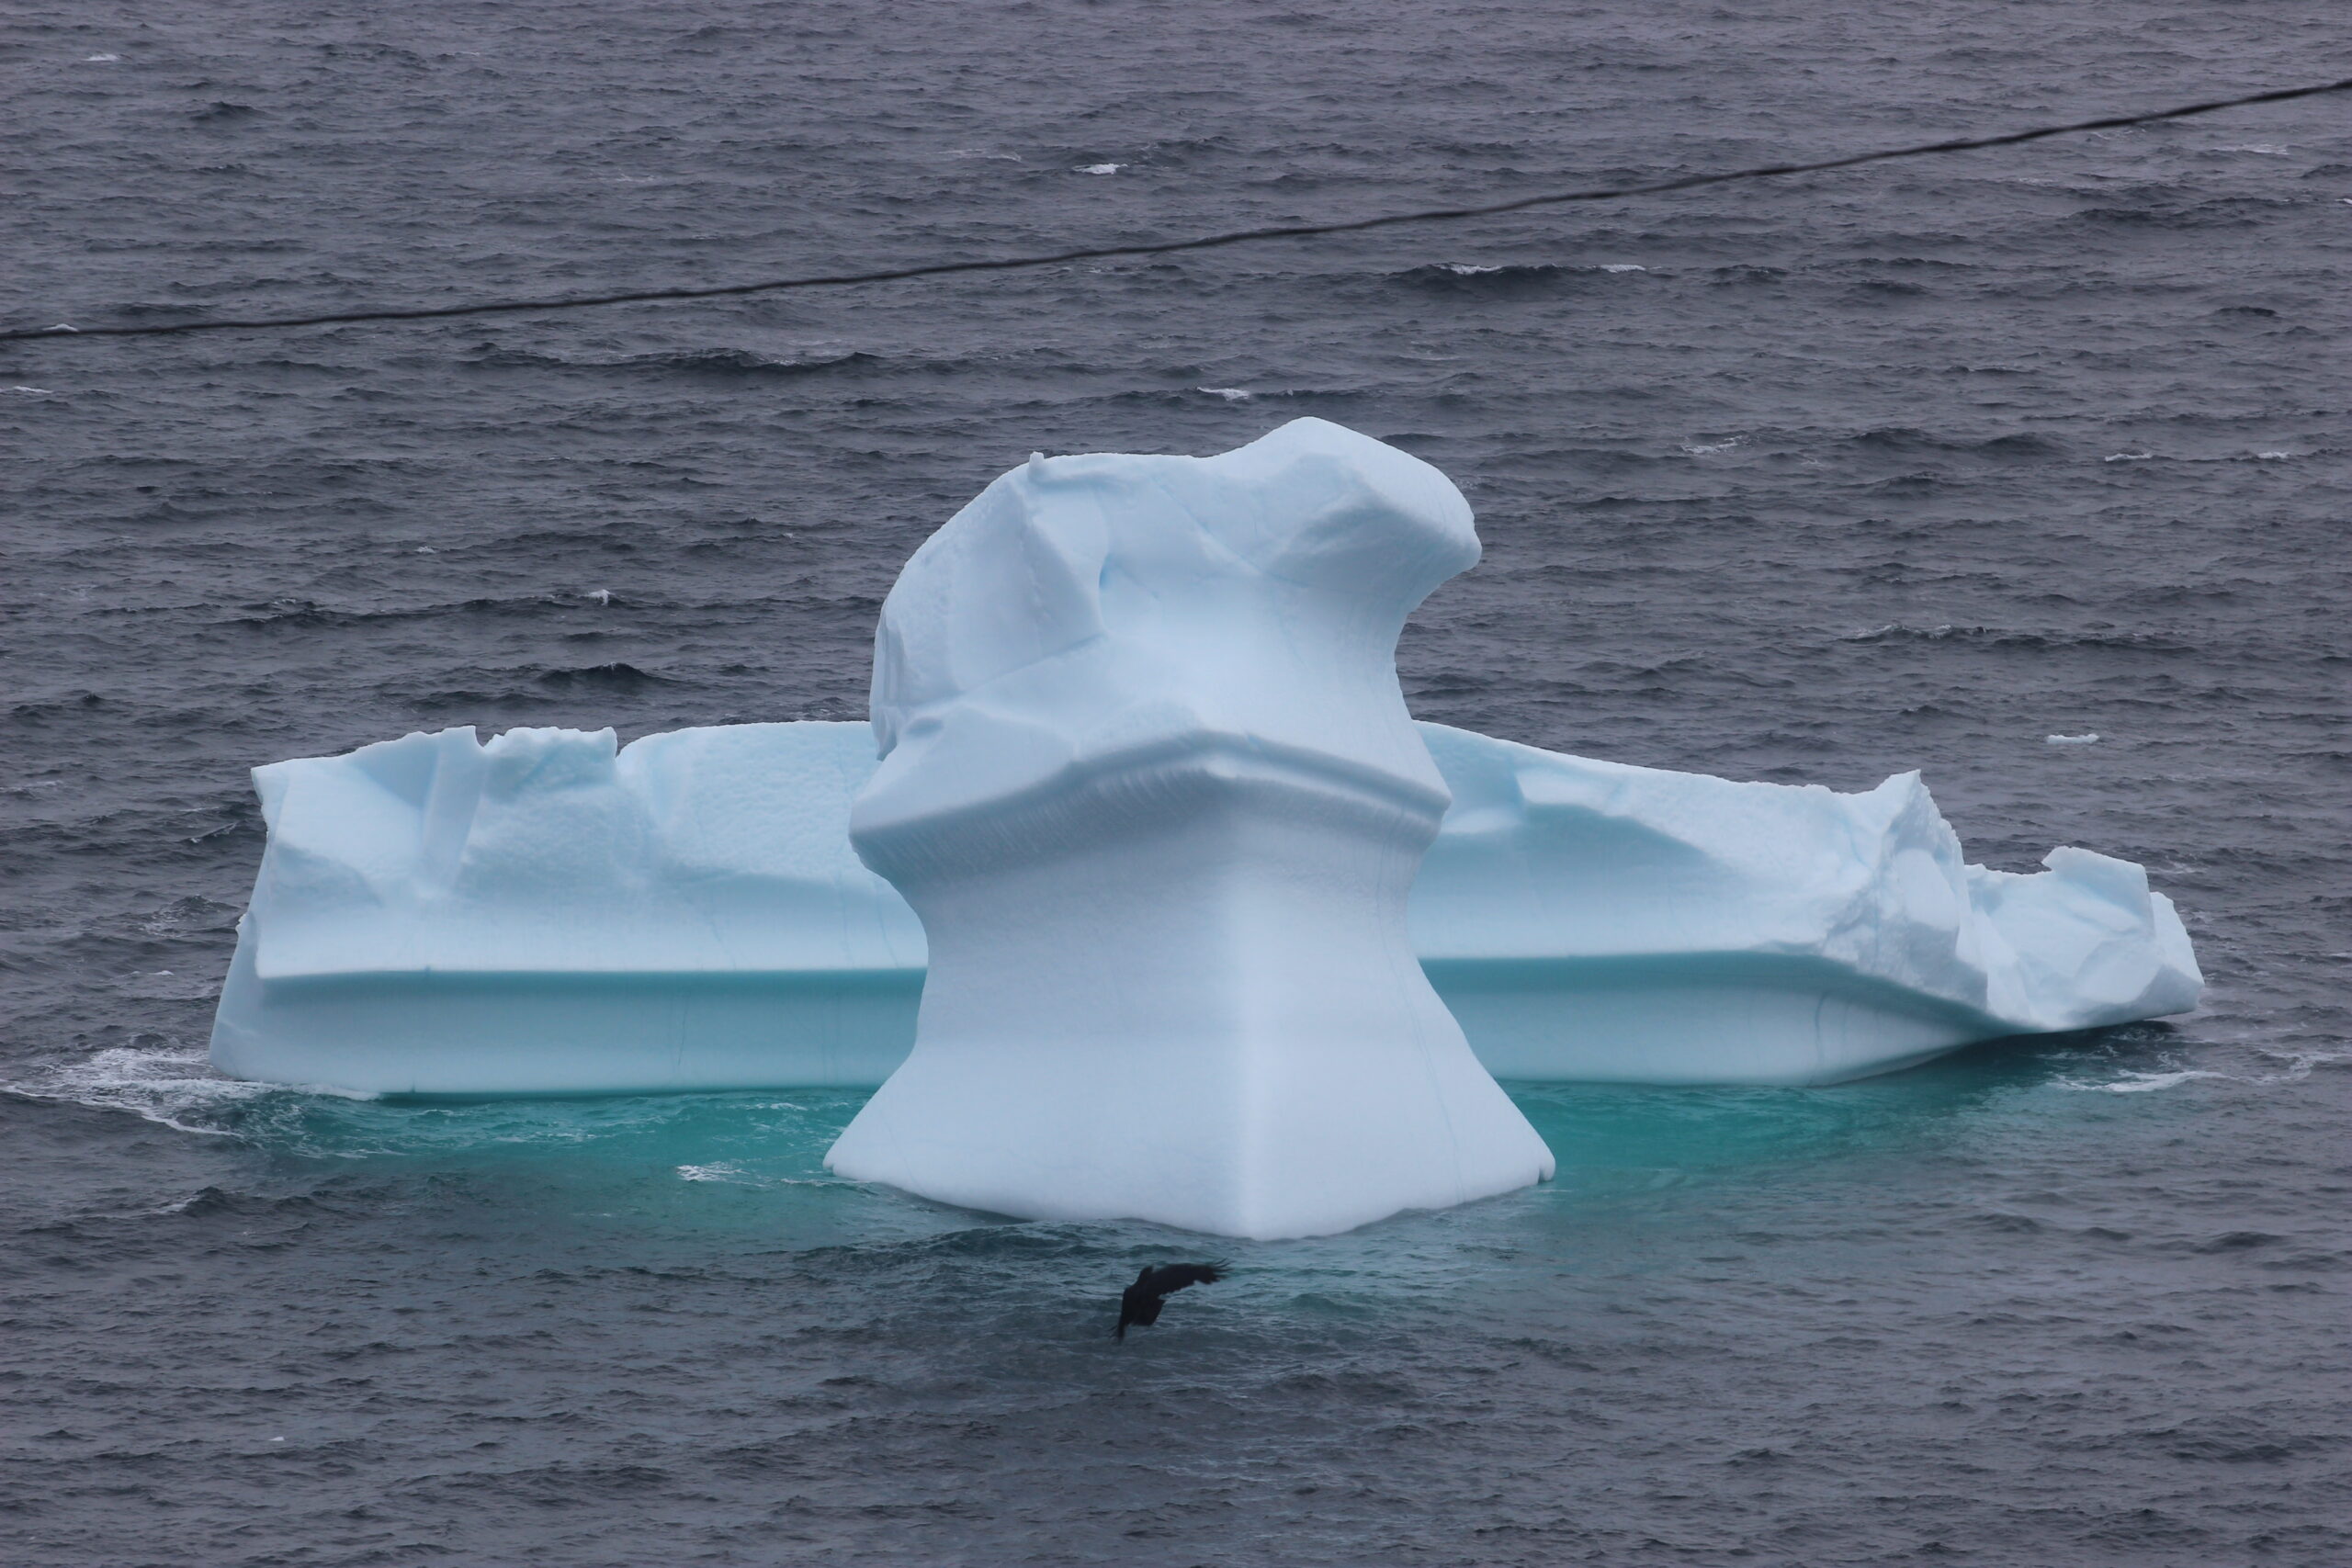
1411,724 -> 2202,1084
209,721 -> 925,1097
210,716 -> 2202,1099
207,417 -> 2203,1228
823,420 -> 1556,1237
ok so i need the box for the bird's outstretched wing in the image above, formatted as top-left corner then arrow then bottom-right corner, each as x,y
1114,1262 -> 1227,1339
1145,1260 -> 1228,1293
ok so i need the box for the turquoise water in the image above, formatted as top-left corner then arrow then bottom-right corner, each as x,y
130,1023 -> 2233,1272
10,1015 -> 2337,1567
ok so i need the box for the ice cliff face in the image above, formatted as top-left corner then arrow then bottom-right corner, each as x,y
827,419 -> 1557,1238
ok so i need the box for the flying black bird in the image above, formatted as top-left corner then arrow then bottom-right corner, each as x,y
1114,1261 -> 1227,1339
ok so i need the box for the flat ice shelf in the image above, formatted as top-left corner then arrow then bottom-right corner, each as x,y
211,717 -> 2201,1097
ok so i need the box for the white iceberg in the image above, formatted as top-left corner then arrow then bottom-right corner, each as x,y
1411,724 -> 2202,1084
210,716 -> 2202,1100
209,721 -> 925,1097
209,417 -> 2202,1237
824,419 -> 1555,1237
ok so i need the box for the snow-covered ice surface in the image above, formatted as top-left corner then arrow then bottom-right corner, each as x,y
826,418 -> 1554,1237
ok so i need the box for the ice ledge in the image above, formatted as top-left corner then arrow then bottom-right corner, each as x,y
1410,723 -> 2203,1081
851,730 -> 1454,886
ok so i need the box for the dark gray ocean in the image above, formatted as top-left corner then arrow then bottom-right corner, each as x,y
5,2 -> 2348,1563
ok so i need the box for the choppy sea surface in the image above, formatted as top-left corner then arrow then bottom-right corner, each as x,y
4,2 -> 2348,1563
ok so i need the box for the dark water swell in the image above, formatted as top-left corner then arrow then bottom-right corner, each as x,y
4,0 -> 2348,1562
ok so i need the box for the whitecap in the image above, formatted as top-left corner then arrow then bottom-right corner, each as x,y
6,386 -> 56,396
1680,437 -> 1745,456
2054,1047 -> 2337,1096
2255,451 -> 2294,461
1442,264 -> 1503,275
2102,451 -> 2154,462
1074,163 -> 1123,175
116,968 -> 224,1000
677,1162 -> 841,1189
83,53 -> 121,62
2217,144 -> 2290,155
5,1044 -> 373,1137
1197,387 -> 1254,401
585,588 -> 614,605
2062,1068 -> 2228,1093
1598,264 -> 1645,273
2045,732 -> 2099,745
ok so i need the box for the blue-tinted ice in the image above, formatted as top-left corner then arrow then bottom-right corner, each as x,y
212,716 -> 2199,1097
209,420 -> 2200,1235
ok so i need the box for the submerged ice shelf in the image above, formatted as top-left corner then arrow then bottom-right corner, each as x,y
212,719 -> 2200,1098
